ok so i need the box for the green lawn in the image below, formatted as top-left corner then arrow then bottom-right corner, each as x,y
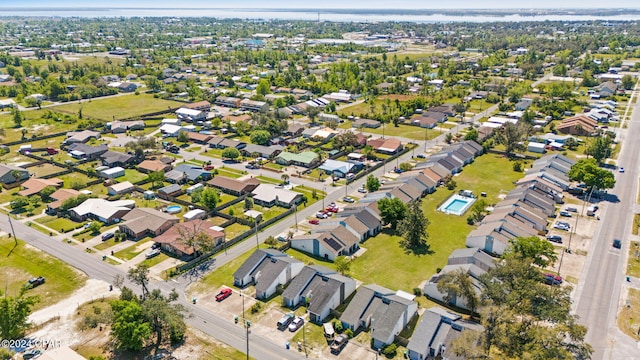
0,236 -> 86,310
627,242 -> 640,278
123,169 -> 149,184
113,237 -> 152,261
191,249 -> 254,293
216,167 -> 246,179
339,121 -> 440,141
224,222 -> 251,239
140,252 -> 170,268
52,93 -> 182,121
93,237 -> 121,250
36,216 -> 86,233
349,153 -> 522,300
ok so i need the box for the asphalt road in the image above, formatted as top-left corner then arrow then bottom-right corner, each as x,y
574,83 -> 640,359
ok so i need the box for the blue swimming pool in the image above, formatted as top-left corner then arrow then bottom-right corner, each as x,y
438,194 -> 476,216
166,205 -> 182,214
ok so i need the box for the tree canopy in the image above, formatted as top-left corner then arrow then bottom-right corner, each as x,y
397,199 -> 430,249
377,197 -> 407,229
568,158 -> 616,191
0,288 -> 39,340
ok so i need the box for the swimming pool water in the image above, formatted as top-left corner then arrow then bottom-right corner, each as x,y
445,199 -> 469,212
438,194 -> 476,216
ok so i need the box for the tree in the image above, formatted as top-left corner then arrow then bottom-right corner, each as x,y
39,185 -> 57,201
495,122 -> 530,157
377,197 -> 407,229
505,236 -> 557,268
307,106 -> 320,125
250,130 -> 271,145
464,128 -> 478,141
142,289 -> 187,351
332,131 -> 358,151
436,268 -> 480,315
469,199 -> 487,223
365,175 -> 380,192
621,74 -> 636,90
0,288 -> 39,339
177,131 -> 189,143
128,264 -> 151,299
568,158 -> 616,191
12,108 -> 22,127
176,222 -> 216,255
200,187 -> 220,210
88,221 -> 102,235
244,197 -> 254,210
110,299 -> 151,351
9,196 -> 29,210
397,199 -> 430,249
334,256 -> 351,275
281,173 -> 289,184
256,79 -> 271,96
149,171 -> 165,189
222,147 -> 240,161
585,136 -> 613,164
445,133 -> 453,144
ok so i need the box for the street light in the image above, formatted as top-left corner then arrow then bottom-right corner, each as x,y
322,185 -> 326,209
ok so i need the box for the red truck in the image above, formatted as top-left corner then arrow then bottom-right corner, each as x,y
46,147 -> 59,155
216,288 -> 233,302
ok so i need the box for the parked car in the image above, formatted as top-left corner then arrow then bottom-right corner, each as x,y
215,288 -> 233,302
565,207 -> 578,213
277,313 -> 294,330
308,219 -> 319,225
546,235 -> 563,243
553,222 -> 570,231
145,249 -> 161,259
544,273 -> 563,285
416,153 -> 426,159
204,164 -> 215,170
342,196 -> 355,203
101,232 -> 114,241
316,212 -> 328,219
22,350 -> 42,360
613,239 -> 622,249
288,317 -> 304,332
151,242 -> 161,249
26,276 -> 45,289
559,211 -> 572,217
330,334 -> 348,354
619,167 -> 625,173
357,187 -> 367,193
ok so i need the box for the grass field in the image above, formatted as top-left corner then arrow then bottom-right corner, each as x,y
191,249 -> 254,293
349,153 -> 522,303
627,242 -> 640,278
618,288 -> 640,341
0,236 -> 86,310
36,216 -> 85,233
53,93 -> 182,121
113,237 -> 152,261
339,121 -> 441,141
123,169 -> 149,183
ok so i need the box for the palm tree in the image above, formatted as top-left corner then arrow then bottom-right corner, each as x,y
281,173 -> 290,185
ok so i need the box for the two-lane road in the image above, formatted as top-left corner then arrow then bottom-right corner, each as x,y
574,83 -> 640,359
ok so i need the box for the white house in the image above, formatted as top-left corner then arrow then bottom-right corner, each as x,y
100,166 -> 125,179
107,181 -> 135,195
527,141 -> 546,154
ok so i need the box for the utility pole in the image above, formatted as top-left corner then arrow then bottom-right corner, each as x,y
254,219 -> 259,249
294,204 -> 298,231
7,214 -> 17,247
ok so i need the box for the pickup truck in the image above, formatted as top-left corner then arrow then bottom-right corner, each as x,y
330,334 -> 348,354
215,288 -> 233,302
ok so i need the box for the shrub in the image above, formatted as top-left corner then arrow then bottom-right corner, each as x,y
333,319 -> 344,333
467,215 -> 475,225
413,288 -> 422,296
345,328 -> 354,338
513,161 -> 523,172
250,302 -> 262,314
382,343 -> 397,357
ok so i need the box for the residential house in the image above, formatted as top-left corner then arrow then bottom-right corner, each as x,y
340,284 -> 418,349
501,188 -> 557,217
138,160 -> 172,174
424,248 -> 495,309
99,166 -> 125,179
233,249 -> 304,299
109,120 -> 145,134
176,108 -> 206,123
208,176 -> 260,196
285,123 -> 305,137
407,307 -> 483,360
251,184 -> 302,208
159,124 -> 185,137
556,115 -> 598,136
240,99 -> 269,112
157,184 -> 182,197
482,202 -> 548,231
291,226 -> 360,261
182,100 -> 211,112
46,188 -> 80,213
186,132 -> 213,144
394,173 -> 437,195
153,219 -> 225,257
207,136 -> 246,150
165,164 -> 212,184
0,164 -> 29,186
67,143 -> 108,160
515,98 -> 533,111
516,177 -> 564,203
316,215 -> 371,242
100,151 -> 137,168
466,217 -> 539,255
107,181 -> 135,196
598,81 -> 618,97
367,138 -> 403,154
337,206 -> 382,238
118,207 -> 180,240
529,153 -> 575,176
528,142 -> 546,154
69,198 -> 135,224
17,177 -> 62,196
275,151 -> 320,168
117,82 -> 137,92
282,265 -> 356,323
352,118 -> 381,128
241,144 -> 284,159
64,130 -> 100,144
319,159 -> 363,178
215,96 -> 242,108
0,99 -> 16,109
410,115 -> 439,129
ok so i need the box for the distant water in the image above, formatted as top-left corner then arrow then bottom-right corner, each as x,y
1,8 -> 640,22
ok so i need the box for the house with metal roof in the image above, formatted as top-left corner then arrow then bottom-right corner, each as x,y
340,284 -> 418,348
69,198 -> 135,224
251,184 -> 302,208
233,249 -> 304,299
318,159 -> 363,178
157,184 -> 182,197
282,265 -> 356,323
423,248 -> 495,310
64,130 -> 100,144
107,181 -> 136,196
407,307 -> 483,360
165,164 -> 212,184
67,143 -> 108,160
275,151 -> 320,168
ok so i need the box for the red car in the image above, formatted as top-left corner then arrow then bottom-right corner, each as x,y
204,164 -> 215,170
216,288 -> 233,301
309,219 -> 319,225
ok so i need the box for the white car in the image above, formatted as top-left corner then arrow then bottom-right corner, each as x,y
358,187 -> 367,193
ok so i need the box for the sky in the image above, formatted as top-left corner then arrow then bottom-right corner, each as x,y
11,0 -> 640,9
